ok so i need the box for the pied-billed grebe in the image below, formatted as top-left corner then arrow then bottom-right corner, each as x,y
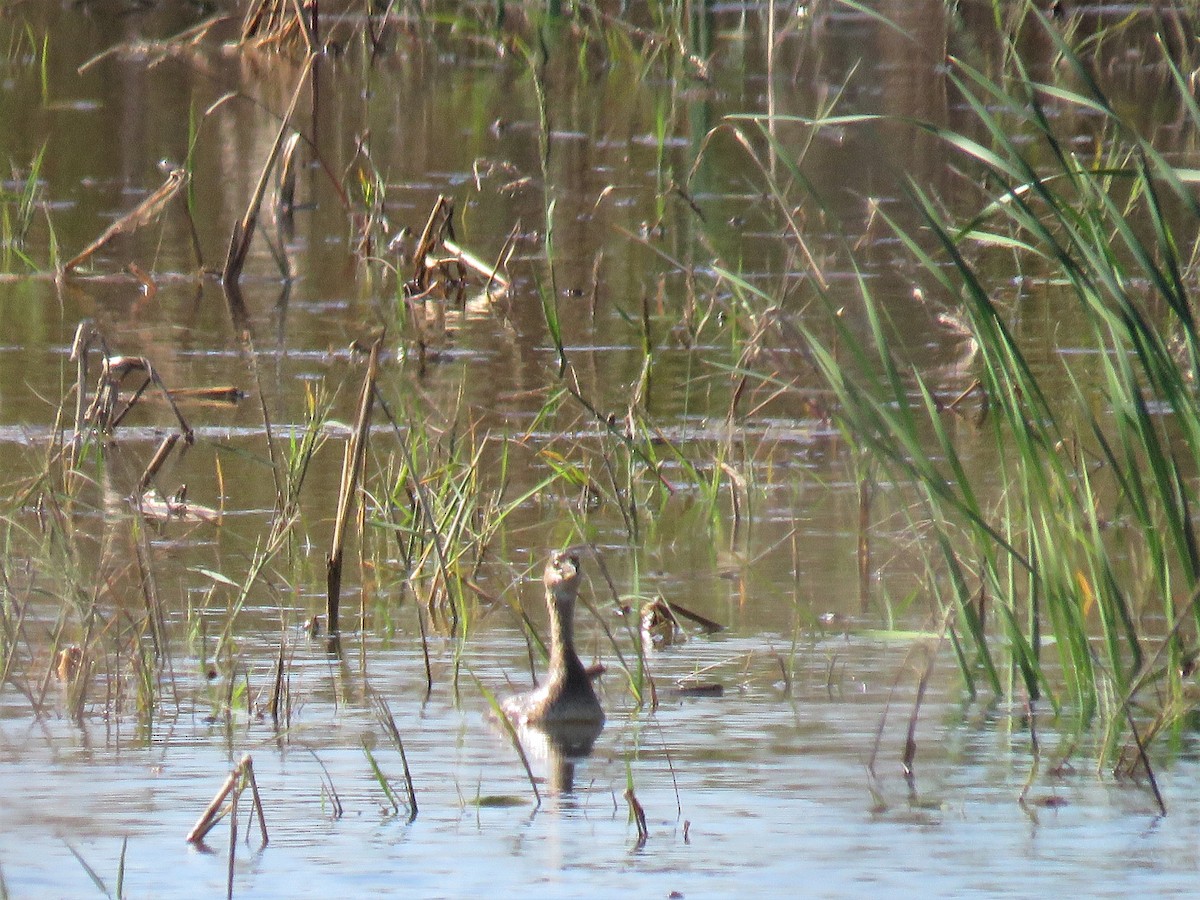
502,550 -> 605,727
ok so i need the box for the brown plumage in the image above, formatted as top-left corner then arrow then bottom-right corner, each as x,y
502,550 -> 604,727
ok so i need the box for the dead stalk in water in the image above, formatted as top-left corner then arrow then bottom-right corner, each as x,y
186,754 -> 269,847
224,54 -> 314,284
63,165 -> 188,273
137,433 -> 180,493
410,195 -> 453,294
327,336 -> 382,633
83,353 -> 195,443
625,787 -> 649,848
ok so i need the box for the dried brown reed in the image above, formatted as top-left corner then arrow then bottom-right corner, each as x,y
240,0 -> 318,53
625,787 -> 649,848
327,335 -> 382,633
186,754 -> 269,847
62,165 -> 188,273
224,55 -> 314,284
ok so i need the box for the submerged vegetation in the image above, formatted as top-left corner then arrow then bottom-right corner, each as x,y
6,0 -> 1200,891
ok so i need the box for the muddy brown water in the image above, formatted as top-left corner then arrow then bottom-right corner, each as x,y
3,3 -> 1200,896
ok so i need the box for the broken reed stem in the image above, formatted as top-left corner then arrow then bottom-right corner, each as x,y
326,336 -> 382,633
443,238 -> 510,290
410,195 -> 452,293
186,754 -> 268,847
138,433 -> 180,493
187,767 -> 240,844
223,54 -> 314,284
625,788 -> 649,848
63,166 -> 188,273
226,787 -> 237,900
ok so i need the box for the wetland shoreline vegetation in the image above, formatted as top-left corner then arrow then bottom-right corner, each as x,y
5,0 -> 1200,894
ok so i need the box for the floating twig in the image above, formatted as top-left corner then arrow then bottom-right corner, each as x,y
166,386 -> 246,404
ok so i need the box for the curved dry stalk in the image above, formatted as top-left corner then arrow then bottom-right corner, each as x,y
63,166 -> 188,273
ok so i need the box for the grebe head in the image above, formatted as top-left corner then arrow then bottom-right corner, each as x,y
544,549 -> 582,611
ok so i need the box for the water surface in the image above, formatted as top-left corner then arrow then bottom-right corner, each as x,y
1,2 -> 1198,896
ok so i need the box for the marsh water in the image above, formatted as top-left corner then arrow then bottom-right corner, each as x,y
3,2 -> 1200,896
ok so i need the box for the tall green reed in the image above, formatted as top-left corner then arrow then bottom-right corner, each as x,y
717,6 -> 1200,753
